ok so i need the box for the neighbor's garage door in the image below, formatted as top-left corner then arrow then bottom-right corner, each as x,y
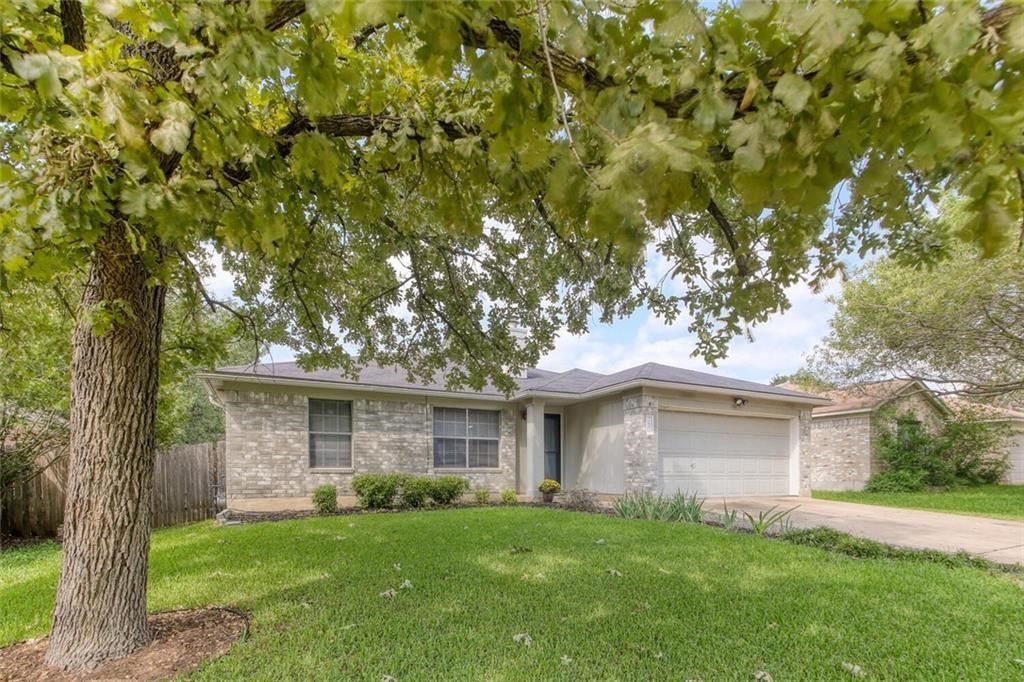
659,411 -> 791,497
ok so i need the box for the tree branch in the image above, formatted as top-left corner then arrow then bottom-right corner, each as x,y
60,1 -> 86,51
705,199 -> 751,278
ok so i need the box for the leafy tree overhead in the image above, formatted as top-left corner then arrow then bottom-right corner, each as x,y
1,0 -> 1023,670
812,245 -> 1024,400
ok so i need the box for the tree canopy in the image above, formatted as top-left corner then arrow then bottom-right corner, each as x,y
812,244 -> 1024,400
3,1 -> 1022,389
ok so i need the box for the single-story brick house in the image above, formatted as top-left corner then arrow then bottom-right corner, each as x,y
201,362 -> 829,511
791,379 -> 1024,490
785,379 -> 949,491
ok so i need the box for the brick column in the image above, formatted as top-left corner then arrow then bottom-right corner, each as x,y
623,393 -> 659,493
798,410 -> 813,495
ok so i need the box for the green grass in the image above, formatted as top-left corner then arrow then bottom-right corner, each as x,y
2,508 -> 1023,680
813,484 -> 1024,520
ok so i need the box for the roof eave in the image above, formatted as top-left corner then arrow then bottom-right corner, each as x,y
199,371 -> 514,402
520,378 -> 830,406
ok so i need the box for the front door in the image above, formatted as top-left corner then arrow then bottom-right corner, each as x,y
544,414 -> 561,483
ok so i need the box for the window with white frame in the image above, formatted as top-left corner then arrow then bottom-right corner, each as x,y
433,407 -> 500,468
309,399 -> 352,468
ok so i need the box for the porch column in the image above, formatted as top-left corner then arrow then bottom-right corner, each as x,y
524,399 -> 546,499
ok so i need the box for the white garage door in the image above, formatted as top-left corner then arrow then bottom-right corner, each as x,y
659,411 -> 792,497
1007,429 -> 1024,485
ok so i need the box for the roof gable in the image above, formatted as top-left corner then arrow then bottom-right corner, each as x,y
813,379 -> 948,417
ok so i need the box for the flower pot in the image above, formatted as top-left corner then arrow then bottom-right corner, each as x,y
541,492 -> 554,503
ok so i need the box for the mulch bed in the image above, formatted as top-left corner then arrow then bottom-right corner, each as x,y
0,607 -> 247,681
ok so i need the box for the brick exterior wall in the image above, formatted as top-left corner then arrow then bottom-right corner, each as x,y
798,410 -> 813,495
809,390 -> 947,491
222,390 -> 516,506
623,393 -> 660,493
810,415 -> 873,491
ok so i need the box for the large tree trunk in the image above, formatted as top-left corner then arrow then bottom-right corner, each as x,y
44,223 -> 166,670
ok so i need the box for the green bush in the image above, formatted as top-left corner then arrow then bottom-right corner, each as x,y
351,473 -> 402,509
311,484 -> 338,515
875,414 -> 953,487
864,469 -> 927,493
939,414 -> 1011,484
429,476 -> 469,505
871,409 -> 1012,489
398,476 -> 434,508
613,491 -> 704,523
474,489 -> 491,505
500,489 -> 518,505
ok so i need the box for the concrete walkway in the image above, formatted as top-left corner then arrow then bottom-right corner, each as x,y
721,496 -> 1024,565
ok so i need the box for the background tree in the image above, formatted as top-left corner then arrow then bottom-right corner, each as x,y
1,0 -> 1022,670
770,367 -> 835,394
0,278 -> 245,532
812,245 -> 1024,401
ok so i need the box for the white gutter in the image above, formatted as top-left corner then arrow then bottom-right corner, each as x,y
199,372 -> 830,407
809,407 -> 873,418
197,372 -> 513,403
519,377 -> 830,406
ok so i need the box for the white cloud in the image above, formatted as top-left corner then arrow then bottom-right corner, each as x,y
541,277 -> 842,383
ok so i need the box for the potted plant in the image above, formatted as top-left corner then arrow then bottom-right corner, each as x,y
538,479 -> 561,503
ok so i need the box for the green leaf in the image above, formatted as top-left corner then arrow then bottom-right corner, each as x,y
10,53 -> 50,81
149,100 -> 194,154
733,145 -> 765,173
773,73 -> 813,114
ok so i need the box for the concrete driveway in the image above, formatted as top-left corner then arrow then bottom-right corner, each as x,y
721,496 -> 1024,565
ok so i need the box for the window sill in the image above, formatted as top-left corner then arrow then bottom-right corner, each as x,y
431,468 -> 503,473
308,468 -> 355,474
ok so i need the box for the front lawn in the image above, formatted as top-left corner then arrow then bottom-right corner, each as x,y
2,508 -> 1023,680
813,484 -> 1024,520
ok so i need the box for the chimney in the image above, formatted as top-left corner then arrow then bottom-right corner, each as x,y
509,324 -> 529,380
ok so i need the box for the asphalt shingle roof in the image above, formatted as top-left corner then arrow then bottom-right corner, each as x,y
211,360 -> 824,402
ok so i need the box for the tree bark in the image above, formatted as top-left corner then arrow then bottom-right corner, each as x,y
43,222 -> 166,670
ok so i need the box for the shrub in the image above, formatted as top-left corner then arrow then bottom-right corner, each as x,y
871,409 -> 1012,489
429,476 -> 469,505
864,469 -> 926,493
939,414 -> 1011,485
538,478 -> 561,494
613,491 -> 705,523
564,488 -> 600,513
500,489 -> 518,505
875,413 -> 953,487
311,484 -> 338,515
398,476 -> 434,508
351,474 -> 402,509
474,489 -> 491,505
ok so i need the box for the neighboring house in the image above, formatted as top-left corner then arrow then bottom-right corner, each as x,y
201,362 -> 828,511
788,379 -> 949,491
945,399 -> 1024,485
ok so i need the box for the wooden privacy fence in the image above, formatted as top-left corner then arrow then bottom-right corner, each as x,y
1,440 -> 225,538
